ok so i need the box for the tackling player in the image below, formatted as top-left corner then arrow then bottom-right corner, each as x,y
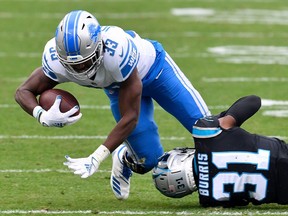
153,95 -> 288,207
14,10 -> 210,200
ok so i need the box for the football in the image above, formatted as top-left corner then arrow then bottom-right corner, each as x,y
39,89 -> 80,116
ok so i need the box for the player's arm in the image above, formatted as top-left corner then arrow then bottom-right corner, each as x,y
104,67 -> 142,152
15,66 -> 58,116
64,68 -> 141,178
218,115 -> 237,129
218,95 -> 261,129
15,66 -> 81,127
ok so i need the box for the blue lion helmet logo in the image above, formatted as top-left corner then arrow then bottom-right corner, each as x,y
88,24 -> 101,43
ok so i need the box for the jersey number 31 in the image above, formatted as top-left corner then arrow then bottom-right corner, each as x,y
212,149 -> 270,201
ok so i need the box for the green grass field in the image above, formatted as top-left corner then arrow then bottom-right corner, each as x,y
1,0 -> 288,215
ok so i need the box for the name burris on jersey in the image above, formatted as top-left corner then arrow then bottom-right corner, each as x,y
198,153 -> 209,196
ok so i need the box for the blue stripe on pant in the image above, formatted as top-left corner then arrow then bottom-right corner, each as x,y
143,53 -> 210,132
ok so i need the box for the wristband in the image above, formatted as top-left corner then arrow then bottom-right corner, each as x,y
92,145 -> 110,163
33,106 -> 44,122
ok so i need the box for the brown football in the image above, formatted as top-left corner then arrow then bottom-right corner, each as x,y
39,89 -> 80,116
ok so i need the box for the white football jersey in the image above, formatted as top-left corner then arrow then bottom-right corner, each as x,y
42,26 -> 156,88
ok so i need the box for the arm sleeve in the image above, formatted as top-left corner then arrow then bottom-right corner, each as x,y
218,95 -> 261,127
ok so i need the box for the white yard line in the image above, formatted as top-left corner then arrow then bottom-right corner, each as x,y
3,96 -> 288,110
202,77 -> 288,82
1,8 -> 288,25
0,210 -> 287,215
2,31 -> 288,39
2,44 -> 288,65
206,45 -> 288,65
0,0 -> 283,1
171,8 -> 288,25
0,169 -> 109,173
0,135 -> 187,141
0,134 -> 285,141
0,12 -> 164,19
0,104 -> 109,109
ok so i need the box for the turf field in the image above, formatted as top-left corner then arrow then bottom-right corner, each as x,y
1,0 -> 288,215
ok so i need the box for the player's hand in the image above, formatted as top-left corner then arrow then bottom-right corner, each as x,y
63,145 -> 110,179
64,154 -> 100,178
34,95 -> 82,127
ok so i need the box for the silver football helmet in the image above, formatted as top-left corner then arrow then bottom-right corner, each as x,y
152,148 -> 197,198
55,10 -> 103,80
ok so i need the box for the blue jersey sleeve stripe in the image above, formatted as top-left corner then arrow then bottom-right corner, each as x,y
120,39 -> 138,78
42,54 -> 58,80
42,64 -> 58,80
119,38 -> 131,68
121,54 -> 139,78
125,30 -> 136,38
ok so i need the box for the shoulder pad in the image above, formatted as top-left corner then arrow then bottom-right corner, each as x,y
192,116 -> 222,138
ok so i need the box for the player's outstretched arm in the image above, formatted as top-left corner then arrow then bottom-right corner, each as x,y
219,95 -> 261,127
63,68 -> 142,178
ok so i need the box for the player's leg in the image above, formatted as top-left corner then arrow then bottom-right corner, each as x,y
107,90 -> 164,171
145,52 -> 211,133
105,89 -> 164,199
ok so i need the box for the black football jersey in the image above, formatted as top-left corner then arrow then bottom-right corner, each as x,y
192,116 -> 288,207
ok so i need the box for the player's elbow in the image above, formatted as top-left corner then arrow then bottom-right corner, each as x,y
14,86 -> 23,104
14,86 -> 34,108
251,95 -> 261,107
247,95 -> 262,113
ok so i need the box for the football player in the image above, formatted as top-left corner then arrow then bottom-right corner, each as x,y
14,10 -> 210,200
153,95 -> 288,207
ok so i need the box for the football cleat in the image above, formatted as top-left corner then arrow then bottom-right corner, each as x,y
110,144 -> 133,200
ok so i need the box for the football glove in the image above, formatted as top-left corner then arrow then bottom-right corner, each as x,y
64,145 -> 110,178
33,95 -> 82,127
